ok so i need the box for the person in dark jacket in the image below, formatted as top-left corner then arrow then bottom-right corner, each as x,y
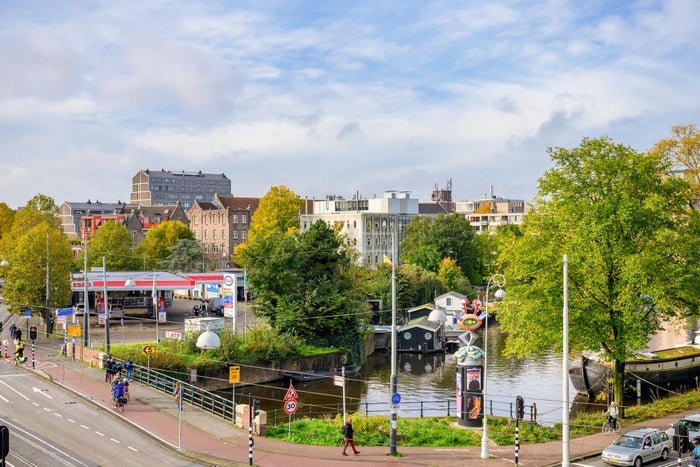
341,419 -> 360,456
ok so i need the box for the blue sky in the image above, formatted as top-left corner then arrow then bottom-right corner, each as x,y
0,0 -> 698,209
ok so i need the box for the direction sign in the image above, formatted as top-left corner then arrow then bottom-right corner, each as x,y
142,345 -> 157,355
284,399 -> 298,415
333,375 -> 345,387
284,384 -> 298,400
67,324 -> 81,337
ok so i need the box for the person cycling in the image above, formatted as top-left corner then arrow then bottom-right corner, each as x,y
112,379 -> 126,404
14,342 -> 26,365
606,401 -> 619,430
691,438 -> 700,467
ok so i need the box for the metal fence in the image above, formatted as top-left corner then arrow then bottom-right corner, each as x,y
123,360 -> 537,427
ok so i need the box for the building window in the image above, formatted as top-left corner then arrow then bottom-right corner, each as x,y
213,214 -> 218,224
193,216 -> 199,226
204,244 -> 209,253
204,230 -> 208,240
232,215 -> 238,224
242,231 -> 247,240
241,215 -> 247,224
233,231 -> 238,240
213,244 -> 218,254
222,229 -> 225,239
213,230 -> 217,240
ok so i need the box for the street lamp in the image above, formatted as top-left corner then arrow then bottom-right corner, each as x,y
103,256 -> 110,354
480,273 -> 506,459
45,232 -> 50,337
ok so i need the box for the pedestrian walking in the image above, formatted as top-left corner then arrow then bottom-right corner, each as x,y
341,419 -> 360,456
9,323 -> 17,340
105,356 -> 113,383
14,328 -> 21,344
125,357 -> 134,380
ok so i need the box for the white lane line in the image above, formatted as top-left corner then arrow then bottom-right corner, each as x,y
33,402 -> 39,406
67,418 -> 76,423
127,446 -> 138,452
53,412 -> 63,418
110,438 -> 120,443
95,431 -> 105,437
0,380 -> 30,400
80,424 -> 90,430
0,394 -> 8,402
43,407 -> 51,412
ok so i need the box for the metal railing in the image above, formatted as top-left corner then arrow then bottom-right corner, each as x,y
120,359 -> 538,427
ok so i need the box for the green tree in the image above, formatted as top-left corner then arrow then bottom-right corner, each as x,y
651,123 -> 700,198
497,136 -> 700,409
162,239 -> 207,272
136,221 -> 194,270
438,257 -> 462,292
85,221 -> 139,270
401,213 -> 478,283
0,202 -> 15,242
242,220 -> 369,363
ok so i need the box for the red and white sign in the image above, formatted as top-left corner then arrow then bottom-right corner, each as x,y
333,375 -> 345,387
284,399 -> 298,415
284,384 -> 298,400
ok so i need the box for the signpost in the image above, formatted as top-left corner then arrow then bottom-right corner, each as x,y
229,366 -> 240,423
284,382 -> 298,438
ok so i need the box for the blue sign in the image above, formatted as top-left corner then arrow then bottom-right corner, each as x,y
56,308 -> 73,317
24,310 -> 30,317
391,393 -> 401,405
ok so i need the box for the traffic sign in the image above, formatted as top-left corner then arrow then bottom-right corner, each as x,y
284,399 -> 298,415
333,375 -> 345,387
284,383 -> 298,400
142,345 -> 157,355
391,392 -> 401,405
229,365 -> 240,384
67,324 -> 81,337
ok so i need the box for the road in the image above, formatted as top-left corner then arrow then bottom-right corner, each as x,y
0,360 -> 201,466
573,454 -> 692,467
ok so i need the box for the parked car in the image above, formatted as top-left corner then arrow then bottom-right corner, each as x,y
73,302 -> 86,315
601,428 -> 672,467
666,413 -> 700,452
109,304 -> 125,319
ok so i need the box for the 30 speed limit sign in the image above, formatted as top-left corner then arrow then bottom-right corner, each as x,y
284,399 -> 298,415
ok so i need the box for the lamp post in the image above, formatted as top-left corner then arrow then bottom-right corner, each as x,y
480,273 -> 506,460
103,256 -> 110,354
45,232 -> 50,337
389,229 -> 398,455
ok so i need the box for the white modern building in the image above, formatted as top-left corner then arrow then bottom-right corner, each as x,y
300,191 -> 419,268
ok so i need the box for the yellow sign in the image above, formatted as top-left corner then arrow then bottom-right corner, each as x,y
67,325 -> 81,337
142,345 -> 157,355
229,366 -> 240,383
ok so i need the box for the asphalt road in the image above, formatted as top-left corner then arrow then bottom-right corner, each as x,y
0,359 -> 201,466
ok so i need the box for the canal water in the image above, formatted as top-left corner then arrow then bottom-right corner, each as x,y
232,317 -> 697,426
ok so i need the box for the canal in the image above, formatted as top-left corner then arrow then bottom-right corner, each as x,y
228,317 -> 697,426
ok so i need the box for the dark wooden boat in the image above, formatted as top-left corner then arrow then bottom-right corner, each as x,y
570,345 -> 700,397
281,364 -> 361,382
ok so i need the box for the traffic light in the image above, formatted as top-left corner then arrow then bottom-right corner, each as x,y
0,322 -> 2,332
515,395 -> 524,420
29,326 -> 37,341
252,398 -> 260,418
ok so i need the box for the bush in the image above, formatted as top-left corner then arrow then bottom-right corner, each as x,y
243,322 -> 302,362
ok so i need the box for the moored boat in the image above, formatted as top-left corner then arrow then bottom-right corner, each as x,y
281,364 -> 361,383
570,344 -> 700,397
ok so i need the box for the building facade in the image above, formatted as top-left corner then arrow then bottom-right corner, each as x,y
59,200 -> 129,239
130,169 -> 232,209
300,191 -> 419,269
186,194 -> 260,269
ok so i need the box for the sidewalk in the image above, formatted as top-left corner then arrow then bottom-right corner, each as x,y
0,309 -> 693,467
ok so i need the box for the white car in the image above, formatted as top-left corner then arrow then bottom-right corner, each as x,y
602,428 -> 672,467
666,413 -> 700,452
109,304 -> 125,319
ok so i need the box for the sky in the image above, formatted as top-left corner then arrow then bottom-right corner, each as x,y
0,0 -> 698,210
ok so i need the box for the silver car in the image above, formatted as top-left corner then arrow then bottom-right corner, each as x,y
601,428 -> 672,467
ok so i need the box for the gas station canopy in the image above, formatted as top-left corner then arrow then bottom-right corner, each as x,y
70,270 -> 244,292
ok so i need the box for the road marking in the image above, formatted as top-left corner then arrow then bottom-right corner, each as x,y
33,402 -> 39,406
33,386 -> 53,399
0,380 -> 30,400
128,446 -> 138,452
67,418 -> 76,423
53,412 -> 63,418
0,395 -> 8,403
80,424 -> 89,430
43,407 -> 51,412
95,431 -> 104,436
110,438 -> 120,443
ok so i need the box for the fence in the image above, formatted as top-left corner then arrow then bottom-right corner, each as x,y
121,358 -> 537,427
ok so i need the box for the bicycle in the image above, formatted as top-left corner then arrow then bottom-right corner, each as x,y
602,418 -> 621,435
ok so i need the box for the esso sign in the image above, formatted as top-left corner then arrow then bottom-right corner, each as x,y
72,281 -> 91,288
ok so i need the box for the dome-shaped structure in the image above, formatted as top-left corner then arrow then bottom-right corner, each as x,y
196,330 -> 221,349
427,308 -> 447,324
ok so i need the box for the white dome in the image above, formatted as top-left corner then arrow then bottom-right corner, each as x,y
428,308 -> 447,323
196,330 -> 221,349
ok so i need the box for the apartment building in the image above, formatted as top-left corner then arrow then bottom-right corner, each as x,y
300,191 -> 419,268
59,200 -> 128,239
130,169 -> 232,209
186,194 -> 260,269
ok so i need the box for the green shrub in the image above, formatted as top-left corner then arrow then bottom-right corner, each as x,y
243,323 -> 302,362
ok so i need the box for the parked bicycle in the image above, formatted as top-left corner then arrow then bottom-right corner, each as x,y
602,418 -> 622,435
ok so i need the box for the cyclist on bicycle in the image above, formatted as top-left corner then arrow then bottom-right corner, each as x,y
112,379 -> 126,404
606,401 -> 619,430
14,342 -> 26,365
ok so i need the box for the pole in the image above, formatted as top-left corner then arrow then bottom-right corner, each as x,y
83,243 -> 90,347
342,366 -> 347,424
248,393 -> 254,466
45,232 -> 50,337
562,254 -> 570,466
232,383 -> 236,424
389,230 -> 398,455
233,273 -> 237,334
103,257 -> 110,354
177,384 -> 182,450
515,416 -> 520,467
152,270 -> 159,343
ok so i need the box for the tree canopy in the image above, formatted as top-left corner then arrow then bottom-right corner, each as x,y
496,136 -> 700,406
651,123 -> 700,197
136,221 -> 194,270
85,220 -> 139,271
241,219 -> 369,363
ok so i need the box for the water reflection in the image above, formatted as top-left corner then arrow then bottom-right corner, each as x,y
227,319 -> 696,426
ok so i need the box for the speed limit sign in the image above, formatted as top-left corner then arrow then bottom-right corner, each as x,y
284,399 -> 298,415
